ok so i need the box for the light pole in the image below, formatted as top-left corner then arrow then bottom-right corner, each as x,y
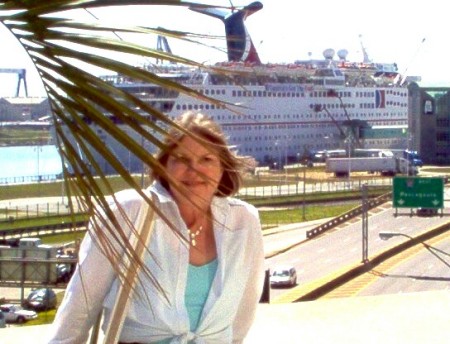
327,89 -> 362,148
313,104 -> 346,142
302,164 -> 306,220
379,231 -> 450,260
379,232 -> 414,241
34,143 -> 43,183
346,136 -> 352,188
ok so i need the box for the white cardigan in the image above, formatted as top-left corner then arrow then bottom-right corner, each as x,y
48,182 -> 265,344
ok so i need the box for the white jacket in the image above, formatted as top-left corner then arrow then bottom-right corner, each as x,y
48,182 -> 265,343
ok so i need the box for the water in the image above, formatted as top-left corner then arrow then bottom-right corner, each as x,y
0,145 -> 63,183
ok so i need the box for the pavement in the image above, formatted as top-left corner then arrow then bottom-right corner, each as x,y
2,199 -> 450,343
2,290 -> 449,343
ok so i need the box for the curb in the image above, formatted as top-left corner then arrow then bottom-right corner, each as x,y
294,219 -> 450,302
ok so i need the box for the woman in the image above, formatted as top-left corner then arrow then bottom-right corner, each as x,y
48,112 -> 265,343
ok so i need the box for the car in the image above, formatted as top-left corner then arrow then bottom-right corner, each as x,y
416,207 -> 438,217
270,266 -> 297,288
23,288 -> 57,312
0,310 -> 6,328
0,304 -> 37,324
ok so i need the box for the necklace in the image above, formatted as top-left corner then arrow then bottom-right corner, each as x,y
188,225 -> 203,247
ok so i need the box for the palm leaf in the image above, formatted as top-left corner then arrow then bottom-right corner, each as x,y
0,0 -> 233,288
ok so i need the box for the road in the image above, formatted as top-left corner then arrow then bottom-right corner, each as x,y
324,229 -> 450,298
265,186 -> 450,302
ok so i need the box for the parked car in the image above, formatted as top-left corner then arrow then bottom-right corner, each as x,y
270,266 -> 297,288
416,207 -> 438,217
23,288 -> 57,312
0,310 -> 6,328
0,304 -> 37,324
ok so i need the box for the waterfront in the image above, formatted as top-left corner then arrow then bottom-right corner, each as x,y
0,145 -> 62,184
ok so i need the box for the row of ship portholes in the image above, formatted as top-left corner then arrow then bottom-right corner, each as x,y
174,104 -> 226,111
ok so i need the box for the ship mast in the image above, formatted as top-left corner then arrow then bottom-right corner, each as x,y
358,34 -> 371,63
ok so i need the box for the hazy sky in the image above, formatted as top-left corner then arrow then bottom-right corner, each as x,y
0,0 -> 447,97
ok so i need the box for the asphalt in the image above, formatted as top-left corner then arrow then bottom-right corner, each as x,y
2,197 -> 450,343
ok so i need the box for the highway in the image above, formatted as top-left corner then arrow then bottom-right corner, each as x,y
325,230 -> 450,299
264,186 -> 450,302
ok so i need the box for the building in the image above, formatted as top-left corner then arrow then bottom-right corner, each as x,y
408,82 -> 450,165
0,97 -> 50,122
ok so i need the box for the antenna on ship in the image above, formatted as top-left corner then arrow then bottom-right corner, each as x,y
359,34 -> 371,63
398,37 -> 426,86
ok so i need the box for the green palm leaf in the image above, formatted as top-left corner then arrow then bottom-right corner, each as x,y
0,0 -> 231,289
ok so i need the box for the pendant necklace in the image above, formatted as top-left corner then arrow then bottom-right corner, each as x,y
188,225 -> 203,247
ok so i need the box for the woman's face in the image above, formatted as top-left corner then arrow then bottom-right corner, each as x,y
165,135 -> 224,208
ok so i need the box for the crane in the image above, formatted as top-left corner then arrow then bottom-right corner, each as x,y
0,68 -> 28,97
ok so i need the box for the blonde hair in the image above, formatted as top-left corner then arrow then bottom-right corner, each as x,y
151,112 -> 253,196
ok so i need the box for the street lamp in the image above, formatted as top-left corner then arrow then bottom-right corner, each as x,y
327,89 -> 362,148
379,231 -> 450,259
313,104 -> 346,141
379,231 -> 411,240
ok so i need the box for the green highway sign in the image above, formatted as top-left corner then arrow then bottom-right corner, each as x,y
393,177 -> 444,208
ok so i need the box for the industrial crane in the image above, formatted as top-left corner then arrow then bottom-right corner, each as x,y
0,68 -> 28,97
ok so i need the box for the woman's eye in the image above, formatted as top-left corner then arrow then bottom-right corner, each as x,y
173,155 -> 189,164
201,156 -> 215,163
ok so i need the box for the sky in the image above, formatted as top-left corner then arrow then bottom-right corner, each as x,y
0,0 -> 448,97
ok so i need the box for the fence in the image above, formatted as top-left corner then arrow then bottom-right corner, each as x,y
237,177 -> 393,199
0,201 -> 72,222
0,174 -> 60,185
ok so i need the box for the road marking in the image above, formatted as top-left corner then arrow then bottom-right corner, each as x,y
320,231 -> 450,299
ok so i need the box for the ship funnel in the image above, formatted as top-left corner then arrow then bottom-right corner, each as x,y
190,2 -> 263,64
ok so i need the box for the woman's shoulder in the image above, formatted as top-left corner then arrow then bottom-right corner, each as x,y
226,197 -> 259,218
114,188 -> 144,202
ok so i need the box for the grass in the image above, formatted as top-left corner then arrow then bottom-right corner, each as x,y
0,213 -> 88,231
0,175 -> 152,201
0,127 -> 51,146
259,202 -> 358,228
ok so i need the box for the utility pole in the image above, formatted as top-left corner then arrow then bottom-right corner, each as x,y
361,184 -> 369,263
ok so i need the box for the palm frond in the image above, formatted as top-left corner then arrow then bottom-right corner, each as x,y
0,0 -> 230,285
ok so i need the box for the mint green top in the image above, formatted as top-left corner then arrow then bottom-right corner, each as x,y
185,259 -> 219,331
154,259 -> 218,344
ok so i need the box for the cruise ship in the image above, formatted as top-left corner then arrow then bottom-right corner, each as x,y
57,2 -> 417,174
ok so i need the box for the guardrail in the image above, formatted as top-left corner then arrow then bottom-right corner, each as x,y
306,192 -> 392,239
0,220 -> 87,240
0,174 -> 60,185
